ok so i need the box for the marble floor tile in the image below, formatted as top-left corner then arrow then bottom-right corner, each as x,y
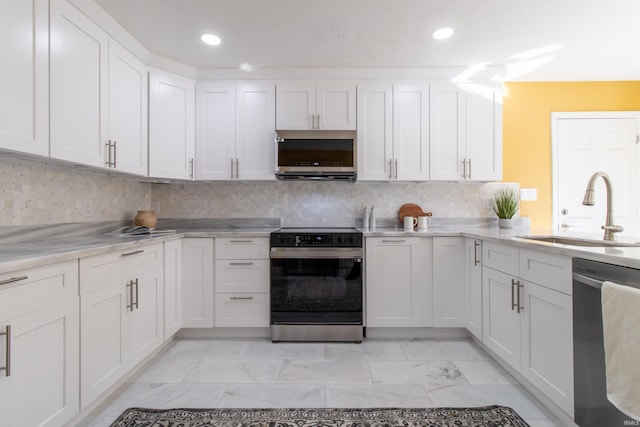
161,338 -> 250,360
401,339 -> 489,361
325,340 -> 406,361
427,385 -> 555,420
241,341 -> 326,360
133,357 -> 200,383
452,360 -> 518,385
218,384 -> 325,408
278,360 -> 372,384
326,384 -> 434,408
184,359 -> 283,383
368,360 -> 469,387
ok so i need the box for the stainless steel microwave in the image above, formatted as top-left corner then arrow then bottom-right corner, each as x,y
275,130 -> 357,181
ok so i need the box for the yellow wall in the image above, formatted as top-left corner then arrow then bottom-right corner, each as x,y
502,81 -> 640,229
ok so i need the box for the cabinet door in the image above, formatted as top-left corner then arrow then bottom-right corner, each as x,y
164,239 -> 182,339
80,281 -> 129,408
129,271 -> 164,366
356,84 -> 393,181
195,82 -> 236,180
0,298 -> 79,427
521,280 -> 574,415
429,84 -> 466,181
149,68 -> 196,180
0,0 -> 49,156
317,83 -> 357,130
432,237 -> 465,327
50,0 -> 108,168
482,267 -> 521,369
393,85 -> 430,180
275,83 -> 315,130
235,83 -> 276,180
215,294 -> 269,327
465,87 -> 502,181
182,239 -> 215,328
365,237 -> 432,327
464,239 -> 483,339
108,40 -> 148,176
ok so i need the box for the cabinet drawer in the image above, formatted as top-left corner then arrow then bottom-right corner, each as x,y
215,293 -> 269,327
80,243 -> 163,294
519,248 -> 572,295
0,260 -> 79,319
215,260 -> 269,293
215,237 -> 269,260
482,241 -> 518,276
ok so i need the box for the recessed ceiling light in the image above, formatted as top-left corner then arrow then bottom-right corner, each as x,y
432,27 -> 454,40
201,33 -> 221,46
238,63 -> 253,72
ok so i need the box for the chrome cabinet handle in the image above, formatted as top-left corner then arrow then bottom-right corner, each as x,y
468,158 -> 472,179
0,325 -> 10,377
113,140 -> 117,168
0,276 -> 28,286
317,114 -> 320,129
462,159 -> 467,179
189,158 -> 194,178
394,159 -> 398,179
511,279 -> 517,311
126,280 -> 135,312
230,158 -> 234,179
230,262 -> 254,266
230,240 -> 253,243
230,296 -> 254,300
134,278 -> 139,310
236,158 -> 239,179
121,250 -> 144,257
382,239 -> 406,243
474,241 -> 480,266
516,281 -> 524,313
105,140 -> 114,167
388,159 -> 393,179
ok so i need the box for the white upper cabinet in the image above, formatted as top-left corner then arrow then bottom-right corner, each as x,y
196,82 -> 275,181
0,0 -> 49,156
149,68 -> 196,180
393,84 -> 430,180
356,84 -> 394,181
50,0 -> 108,168
430,83 -> 502,181
107,40 -> 148,175
276,82 -> 356,130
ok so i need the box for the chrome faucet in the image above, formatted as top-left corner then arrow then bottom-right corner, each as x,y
582,171 -> 624,240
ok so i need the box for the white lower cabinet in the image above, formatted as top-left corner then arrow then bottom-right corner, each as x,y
464,238 -> 483,338
79,243 -> 164,408
0,261 -> 80,427
365,237 -> 432,327
181,238 -> 215,327
482,242 -> 573,416
164,239 -> 183,338
215,238 -> 270,327
432,237 -> 465,327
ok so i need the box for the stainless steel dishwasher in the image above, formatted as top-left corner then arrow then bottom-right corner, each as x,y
573,257 -> 640,426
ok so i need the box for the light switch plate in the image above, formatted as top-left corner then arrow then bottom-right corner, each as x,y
520,188 -> 537,201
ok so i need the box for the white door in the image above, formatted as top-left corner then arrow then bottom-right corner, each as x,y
130,272 -> 163,366
148,68 -> 195,180
464,238 -> 483,339
182,239 -> 215,328
195,82 -> 236,180
108,40 -> 148,175
316,83 -> 357,130
0,0 -> 49,156
164,239 -> 182,338
50,0 -> 108,168
432,237 -> 465,327
465,88 -> 503,181
276,83 -> 315,130
356,84 -> 393,181
393,85 -> 430,181
235,83 -> 276,180
429,84 -> 466,181
553,112 -> 640,236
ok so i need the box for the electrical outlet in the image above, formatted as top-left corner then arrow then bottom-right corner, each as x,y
520,188 -> 537,201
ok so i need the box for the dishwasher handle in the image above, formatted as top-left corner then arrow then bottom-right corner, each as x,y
573,272 -> 604,290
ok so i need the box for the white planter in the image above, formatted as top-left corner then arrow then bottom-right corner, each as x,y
498,218 -> 514,229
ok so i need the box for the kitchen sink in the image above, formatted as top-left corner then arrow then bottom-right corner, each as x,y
516,235 -> 640,247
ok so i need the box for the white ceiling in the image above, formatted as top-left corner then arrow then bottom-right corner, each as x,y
94,0 -> 640,81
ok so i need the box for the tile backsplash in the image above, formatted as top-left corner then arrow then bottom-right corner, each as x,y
0,156 -> 151,226
152,180 -> 518,227
0,155 -> 517,227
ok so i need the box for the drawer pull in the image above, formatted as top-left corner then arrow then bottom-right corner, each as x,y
230,262 -> 254,266
474,241 -> 481,266
230,296 -> 254,300
134,278 -> 139,310
382,240 -> 406,243
0,325 -> 11,377
121,250 -> 144,257
229,240 -> 253,243
126,280 -> 135,311
0,276 -> 28,286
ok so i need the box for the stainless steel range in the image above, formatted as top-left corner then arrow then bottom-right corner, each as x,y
270,228 -> 363,342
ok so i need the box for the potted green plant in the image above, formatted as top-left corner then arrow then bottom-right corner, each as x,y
490,188 -> 519,228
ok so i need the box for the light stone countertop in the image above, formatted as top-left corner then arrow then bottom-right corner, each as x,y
3,218 -> 640,274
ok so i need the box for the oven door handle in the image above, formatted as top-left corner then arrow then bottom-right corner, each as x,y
270,247 -> 363,259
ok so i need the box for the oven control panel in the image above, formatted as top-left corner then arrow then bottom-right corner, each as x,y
271,232 -> 362,247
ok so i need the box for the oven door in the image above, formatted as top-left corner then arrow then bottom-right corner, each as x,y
270,248 -> 363,324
